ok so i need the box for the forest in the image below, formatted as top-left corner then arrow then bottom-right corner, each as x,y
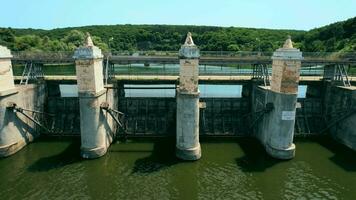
0,17 -> 355,53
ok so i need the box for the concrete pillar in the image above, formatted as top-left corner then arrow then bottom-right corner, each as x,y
0,45 -> 16,96
266,36 -> 303,159
0,45 -> 45,157
74,33 -> 115,159
176,32 -> 201,160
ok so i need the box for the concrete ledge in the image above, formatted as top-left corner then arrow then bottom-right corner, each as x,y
0,139 -> 26,158
0,88 -> 18,97
176,144 -> 201,161
80,146 -> 108,159
266,143 -> 295,160
177,90 -> 200,97
78,89 -> 106,98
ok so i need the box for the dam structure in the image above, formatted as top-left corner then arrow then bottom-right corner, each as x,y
252,37 -> 303,159
0,33 -> 356,160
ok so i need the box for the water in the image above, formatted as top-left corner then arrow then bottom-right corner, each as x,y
1,137 -> 355,200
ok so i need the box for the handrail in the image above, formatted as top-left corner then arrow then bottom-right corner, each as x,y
10,50 -> 356,60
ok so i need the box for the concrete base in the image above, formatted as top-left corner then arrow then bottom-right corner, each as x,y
176,144 -> 201,161
252,85 -> 297,160
0,140 -> 27,158
0,84 -> 45,158
266,143 -> 295,160
79,87 -> 117,159
81,146 -> 108,159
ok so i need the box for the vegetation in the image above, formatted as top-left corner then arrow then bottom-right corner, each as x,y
0,17 -> 355,53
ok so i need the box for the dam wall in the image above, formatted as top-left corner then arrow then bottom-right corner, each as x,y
323,83 -> 356,150
0,84 -> 46,157
1,36 -> 356,160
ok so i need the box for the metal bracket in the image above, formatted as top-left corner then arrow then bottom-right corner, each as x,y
100,102 -> 126,131
6,102 -> 54,133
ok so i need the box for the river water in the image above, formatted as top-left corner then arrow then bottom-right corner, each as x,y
1,137 -> 355,200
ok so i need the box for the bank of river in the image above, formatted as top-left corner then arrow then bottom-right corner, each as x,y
1,137 -> 355,200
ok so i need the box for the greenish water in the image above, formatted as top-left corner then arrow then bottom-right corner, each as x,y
0,137 -> 355,200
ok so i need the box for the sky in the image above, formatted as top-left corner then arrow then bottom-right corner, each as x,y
0,0 -> 355,30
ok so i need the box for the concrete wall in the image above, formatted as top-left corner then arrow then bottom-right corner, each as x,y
0,84 -> 46,157
252,85 -> 297,159
323,84 -> 356,150
0,59 -> 15,93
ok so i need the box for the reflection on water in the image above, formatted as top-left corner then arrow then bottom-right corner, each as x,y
115,64 -> 324,76
124,84 -> 243,98
0,137 -> 355,200
124,85 -> 307,98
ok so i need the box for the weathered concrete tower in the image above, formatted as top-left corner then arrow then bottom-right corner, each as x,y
270,36 -> 302,94
267,36 -> 303,159
74,33 -> 116,159
0,45 -> 45,157
252,36 -> 303,159
176,32 -> 201,160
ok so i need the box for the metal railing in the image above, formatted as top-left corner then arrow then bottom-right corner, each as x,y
11,50 -> 356,60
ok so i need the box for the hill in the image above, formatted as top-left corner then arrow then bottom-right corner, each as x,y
0,17 -> 355,52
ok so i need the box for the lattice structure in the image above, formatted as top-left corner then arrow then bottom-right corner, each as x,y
103,57 -> 115,85
252,64 -> 270,86
20,62 -> 44,85
295,99 -> 325,135
324,64 -> 351,87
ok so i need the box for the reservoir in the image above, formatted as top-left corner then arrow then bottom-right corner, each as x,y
0,137 -> 355,200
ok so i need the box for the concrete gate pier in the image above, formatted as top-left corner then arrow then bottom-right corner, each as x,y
74,33 -> 116,159
176,32 -> 201,160
0,45 -> 45,157
252,36 -> 303,159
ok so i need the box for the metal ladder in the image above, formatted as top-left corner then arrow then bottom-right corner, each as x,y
335,64 -> 351,87
20,62 -> 33,85
20,62 -> 44,85
253,64 -> 270,86
103,56 -> 115,85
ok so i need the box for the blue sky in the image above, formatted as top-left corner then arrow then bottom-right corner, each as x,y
1,0 -> 355,30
